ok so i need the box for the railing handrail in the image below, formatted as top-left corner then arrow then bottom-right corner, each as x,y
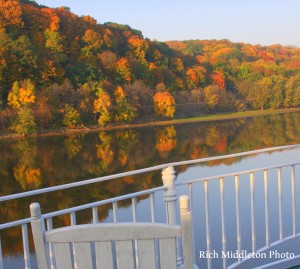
0,186 -> 166,229
176,161 -> 300,186
1,144 -> 299,203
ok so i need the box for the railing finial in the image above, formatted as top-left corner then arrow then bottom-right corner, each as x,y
30,203 -> 41,220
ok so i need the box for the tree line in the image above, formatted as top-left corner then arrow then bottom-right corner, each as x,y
0,0 -> 300,134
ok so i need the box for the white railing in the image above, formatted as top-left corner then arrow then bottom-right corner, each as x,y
1,144 -> 300,269
176,162 -> 300,269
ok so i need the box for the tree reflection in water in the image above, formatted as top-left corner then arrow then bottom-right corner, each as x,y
2,112 -> 300,257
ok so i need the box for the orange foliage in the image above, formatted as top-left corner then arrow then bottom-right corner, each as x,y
153,91 -> 175,117
13,164 -> 41,190
82,15 -> 97,26
0,0 -> 23,29
212,47 -> 233,58
214,137 -> 227,153
210,71 -> 226,88
116,57 -> 132,82
41,8 -> 60,31
114,85 -> 126,101
155,126 -> 177,158
186,66 -> 206,89
149,62 -> 157,70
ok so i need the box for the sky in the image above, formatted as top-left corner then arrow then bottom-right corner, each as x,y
36,0 -> 300,47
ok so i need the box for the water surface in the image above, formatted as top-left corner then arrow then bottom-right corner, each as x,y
1,112 -> 300,268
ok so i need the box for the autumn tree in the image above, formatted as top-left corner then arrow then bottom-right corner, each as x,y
8,80 -> 36,109
62,104 -> 82,129
186,66 -> 206,89
94,89 -> 112,126
114,86 -> 137,122
0,0 -> 23,30
153,91 -> 175,117
82,29 -> 103,56
285,75 -> 300,108
7,79 -> 37,135
128,35 -> 149,63
204,85 -> 227,110
115,57 -> 132,83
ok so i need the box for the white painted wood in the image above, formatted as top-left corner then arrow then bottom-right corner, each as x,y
180,195 -> 194,269
31,197 -> 195,269
53,242 -> 72,269
0,237 -> 4,269
116,240 -> 134,269
30,203 -> 50,269
204,180 -> 212,269
22,224 -> 31,269
220,177 -> 226,269
235,175 -> 241,262
137,239 -> 156,269
92,207 -> 98,224
95,241 -> 114,269
250,172 -> 256,252
159,238 -> 177,269
228,234 -> 300,269
255,254 -> 300,269
46,218 -> 56,269
74,242 -> 93,269
264,170 -> 269,247
46,223 -> 180,242
291,165 -> 296,235
278,167 -> 283,240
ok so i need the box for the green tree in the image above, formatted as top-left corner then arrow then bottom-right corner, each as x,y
114,86 -> 137,122
10,106 -> 36,135
284,75 -> 300,108
63,104 -> 82,129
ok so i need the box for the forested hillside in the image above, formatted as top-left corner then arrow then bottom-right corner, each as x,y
1,0 -> 300,134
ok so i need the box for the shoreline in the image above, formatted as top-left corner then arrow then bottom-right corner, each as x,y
1,107 -> 300,140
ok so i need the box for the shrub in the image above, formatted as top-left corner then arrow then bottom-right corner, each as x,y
10,107 -> 36,135
62,104 -> 82,129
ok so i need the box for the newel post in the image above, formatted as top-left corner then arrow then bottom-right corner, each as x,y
180,196 -> 199,269
162,166 -> 177,225
30,203 -> 50,269
162,166 -> 183,268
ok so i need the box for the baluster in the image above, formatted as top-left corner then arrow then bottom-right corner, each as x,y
235,175 -> 241,262
204,180 -> 212,269
22,224 -> 31,269
264,170 -> 269,247
150,192 -> 155,223
46,218 -> 56,269
278,168 -> 283,241
162,166 -> 183,268
113,202 -> 118,223
291,165 -> 296,236
132,197 -> 137,222
250,172 -> 255,252
220,177 -> 226,269
70,212 -> 76,226
92,207 -> 98,224
0,237 -> 3,269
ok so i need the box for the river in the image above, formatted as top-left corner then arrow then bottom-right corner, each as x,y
1,111 -> 300,268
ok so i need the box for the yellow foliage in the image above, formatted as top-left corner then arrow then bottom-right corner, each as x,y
18,87 -> 36,104
155,126 -> 177,158
153,91 -> 175,118
13,164 -> 41,190
7,80 -> 36,109
94,91 -> 111,113
114,86 -> 126,102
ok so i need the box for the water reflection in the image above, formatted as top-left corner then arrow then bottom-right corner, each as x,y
2,112 -> 300,267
